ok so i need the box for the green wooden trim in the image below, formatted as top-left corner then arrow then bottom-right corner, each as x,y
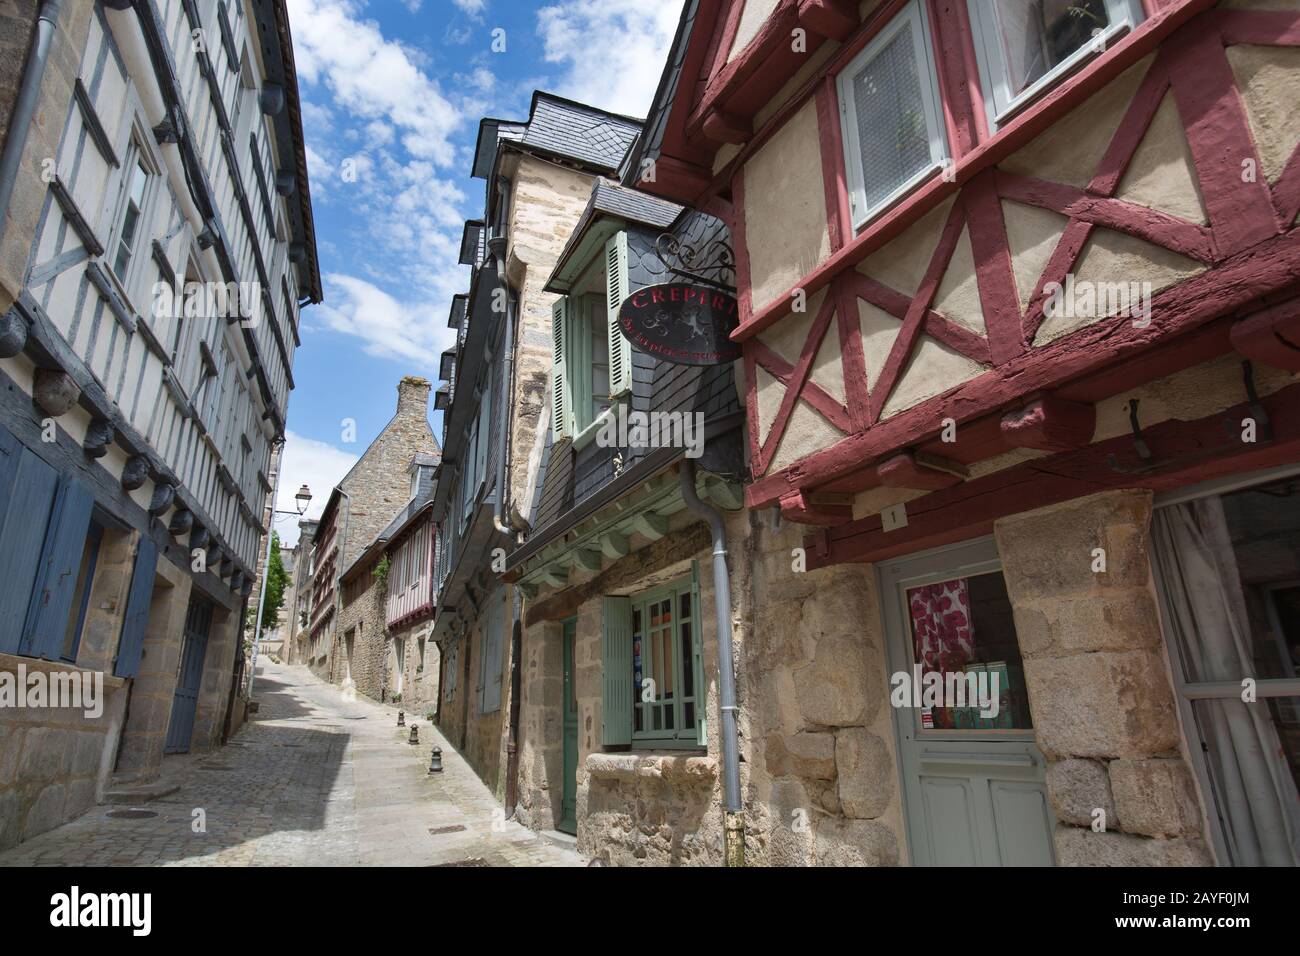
691,559 -> 706,746
605,230 -> 631,397
627,574 -> 703,749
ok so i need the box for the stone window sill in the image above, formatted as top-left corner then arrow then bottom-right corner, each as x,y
586,751 -> 715,784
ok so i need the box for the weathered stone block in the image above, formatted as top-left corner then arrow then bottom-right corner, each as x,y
1045,757 -> 1115,828
1109,758 -> 1204,838
22,783 -> 66,840
995,490 -> 1154,601
1023,650 -> 1180,758
792,572 -> 885,728
0,725 -> 20,786
835,728 -> 893,819
1054,825 -> 1214,866
18,727 -> 71,782
1014,590 -> 1163,658
813,816 -> 900,866
765,732 -> 835,780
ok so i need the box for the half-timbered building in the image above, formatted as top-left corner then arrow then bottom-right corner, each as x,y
0,0 -> 318,848
629,0 -> 1300,866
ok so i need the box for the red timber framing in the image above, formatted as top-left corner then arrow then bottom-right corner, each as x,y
708,0 -> 1300,522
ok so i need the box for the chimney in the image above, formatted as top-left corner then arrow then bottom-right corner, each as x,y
396,375 -> 432,418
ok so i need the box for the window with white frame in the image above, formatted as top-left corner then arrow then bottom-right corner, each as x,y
836,0 -> 949,229
968,0 -> 1145,124
110,146 -> 153,288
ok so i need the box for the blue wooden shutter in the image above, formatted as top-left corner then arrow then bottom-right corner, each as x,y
691,561 -> 706,746
22,476 -> 95,659
605,231 -> 632,397
115,536 -> 158,677
482,594 -> 504,713
602,595 -> 633,746
0,443 -> 60,655
475,377 -> 491,494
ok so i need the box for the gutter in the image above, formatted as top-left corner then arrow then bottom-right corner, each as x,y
679,458 -> 745,867
0,1 -> 62,245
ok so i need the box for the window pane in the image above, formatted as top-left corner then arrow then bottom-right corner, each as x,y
852,18 -> 932,211
680,620 -> 693,699
993,0 -> 1112,97
905,572 -> 1033,730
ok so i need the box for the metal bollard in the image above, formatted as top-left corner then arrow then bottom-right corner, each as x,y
408,725 -> 419,745
428,746 -> 443,774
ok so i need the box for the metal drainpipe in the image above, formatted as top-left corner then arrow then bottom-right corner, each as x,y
0,0 -> 61,244
679,458 -> 745,866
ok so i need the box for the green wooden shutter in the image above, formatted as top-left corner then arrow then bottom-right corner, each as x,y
601,595 -> 633,746
475,377 -> 491,493
691,561 -> 706,746
22,476 -> 95,660
0,433 -> 59,655
115,536 -> 159,678
550,296 -> 571,440
604,230 -> 632,397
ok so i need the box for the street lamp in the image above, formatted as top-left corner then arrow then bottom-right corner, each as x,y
248,452 -> 313,698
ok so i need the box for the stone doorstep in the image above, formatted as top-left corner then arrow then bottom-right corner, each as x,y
537,828 -> 578,851
101,781 -> 181,805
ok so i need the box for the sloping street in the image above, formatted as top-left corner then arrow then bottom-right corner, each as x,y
0,663 -> 581,867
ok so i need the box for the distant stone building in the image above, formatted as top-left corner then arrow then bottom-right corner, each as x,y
298,376 -> 439,688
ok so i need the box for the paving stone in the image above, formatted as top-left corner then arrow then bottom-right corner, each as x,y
0,662 -> 583,868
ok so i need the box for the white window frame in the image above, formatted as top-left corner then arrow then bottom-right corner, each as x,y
103,121 -> 162,306
967,0 -> 1145,129
837,0 -> 950,231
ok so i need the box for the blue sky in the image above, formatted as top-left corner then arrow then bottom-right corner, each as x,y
274,0 -> 682,543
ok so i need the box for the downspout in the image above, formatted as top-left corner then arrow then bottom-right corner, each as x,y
0,0 -> 62,243
679,458 -> 745,866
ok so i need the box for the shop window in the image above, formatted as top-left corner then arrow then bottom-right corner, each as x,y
550,231 -> 632,442
968,0 -> 1145,125
904,572 -> 1033,730
1152,475 -> 1300,866
836,0 -> 949,228
600,570 -> 705,750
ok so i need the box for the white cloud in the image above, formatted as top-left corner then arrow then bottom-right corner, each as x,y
287,0 -> 465,163
311,273 -> 459,366
452,0 -> 486,20
536,0 -> 683,117
275,430 -> 360,547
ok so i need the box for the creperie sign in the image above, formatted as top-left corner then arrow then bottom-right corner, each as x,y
617,282 -> 741,367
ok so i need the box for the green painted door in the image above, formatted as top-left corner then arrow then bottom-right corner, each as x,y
560,619 -> 578,835
880,537 -> 1056,866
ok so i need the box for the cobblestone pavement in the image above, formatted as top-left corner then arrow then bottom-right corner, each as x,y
0,662 -> 584,867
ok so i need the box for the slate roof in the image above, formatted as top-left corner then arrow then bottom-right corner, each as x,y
473,92 -> 641,181
548,179 -> 684,291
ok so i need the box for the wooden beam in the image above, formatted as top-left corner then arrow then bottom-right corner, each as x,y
600,531 -> 629,559
1230,299 -> 1300,372
809,379 -> 1300,568
779,489 -> 853,526
875,451 -> 965,490
798,0 -> 858,40
632,512 -> 668,541
32,368 -> 80,416
148,483 -> 176,517
121,456 -> 149,491
575,549 -> 602,573
702,108 -> 750,145
0,309 -> 26,358
83,419 -> 115,459
1000,394 -> 1097,451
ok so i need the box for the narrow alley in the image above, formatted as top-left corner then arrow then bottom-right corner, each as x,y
0,663 -> 581,868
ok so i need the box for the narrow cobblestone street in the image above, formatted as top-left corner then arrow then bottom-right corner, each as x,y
0,663 -> 583,867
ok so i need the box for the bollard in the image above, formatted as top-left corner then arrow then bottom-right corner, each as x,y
428,746 -> 443,774
397,710 -> 405,727
409,725 -> 419,745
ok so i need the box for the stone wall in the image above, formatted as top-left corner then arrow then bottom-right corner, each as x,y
0,0 -> 92,314
515,502 -> 907,866
338,557 -> 387,701
994,490 -> 1214,865
392,618 -> 438,717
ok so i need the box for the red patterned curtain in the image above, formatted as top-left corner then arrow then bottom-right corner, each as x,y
908,578 -> 975,674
